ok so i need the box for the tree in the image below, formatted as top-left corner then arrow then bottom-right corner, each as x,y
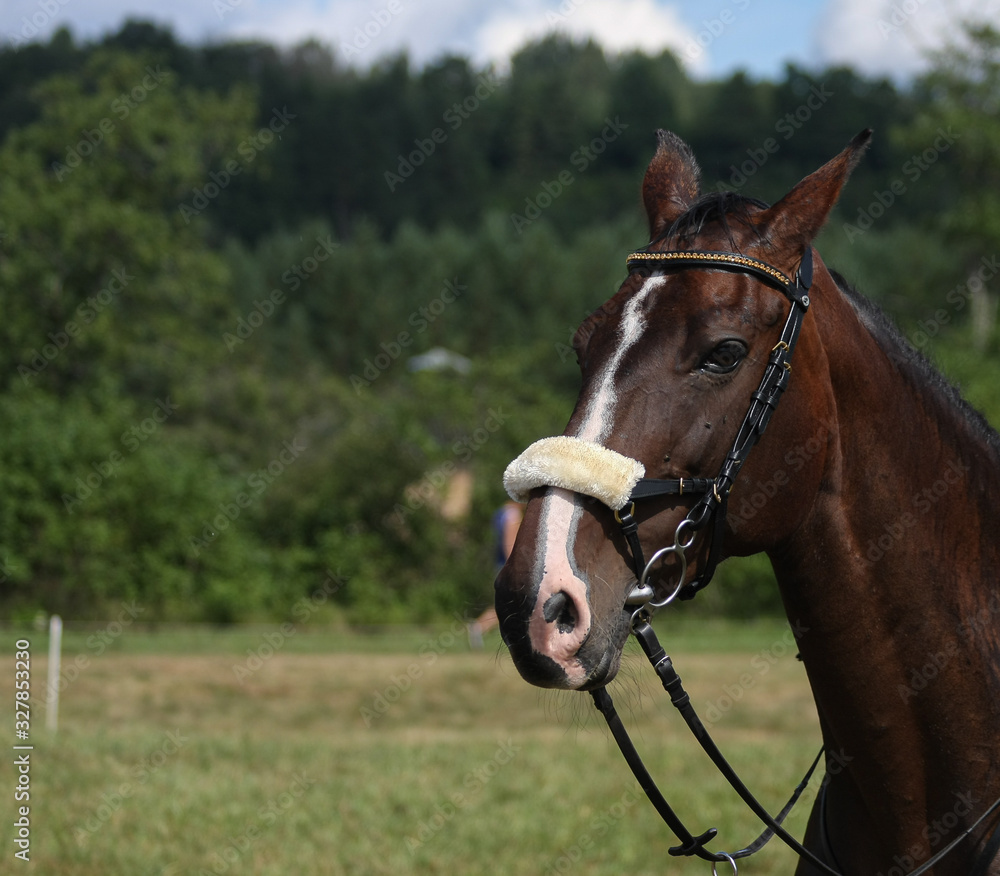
0,50 -> 277,620
501,36 -> 612,179
906,21 -> 1000,350
0,49 -> 257,398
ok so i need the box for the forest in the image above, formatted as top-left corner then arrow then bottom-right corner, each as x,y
1,19 -> 999,623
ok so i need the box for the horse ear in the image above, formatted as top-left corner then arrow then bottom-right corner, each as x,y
760,129 -> 873,250
642,130 -> 701,240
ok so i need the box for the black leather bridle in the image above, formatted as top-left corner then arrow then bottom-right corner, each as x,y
590,246 -> 1000,874
613,246 -> 812,613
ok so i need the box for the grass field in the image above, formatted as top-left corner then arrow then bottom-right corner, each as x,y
1,618 -> 823,875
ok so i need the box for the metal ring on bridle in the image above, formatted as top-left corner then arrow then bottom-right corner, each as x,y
711,853 -> 738,876
637,544 -> 687,609
635,518 -> 699,612
674,517 -> 698,550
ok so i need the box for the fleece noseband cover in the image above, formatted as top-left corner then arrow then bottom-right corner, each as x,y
503,436 -> 645,511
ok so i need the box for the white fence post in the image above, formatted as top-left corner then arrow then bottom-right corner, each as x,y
46,615 -> 62,734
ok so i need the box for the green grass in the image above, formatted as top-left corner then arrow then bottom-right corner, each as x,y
1,621 -> 822,875
4,613 -> 795,656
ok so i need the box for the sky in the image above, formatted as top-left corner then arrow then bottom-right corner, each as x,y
2,0 -> 999,80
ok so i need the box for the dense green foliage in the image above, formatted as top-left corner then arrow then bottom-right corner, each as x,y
1,21 -> 999,622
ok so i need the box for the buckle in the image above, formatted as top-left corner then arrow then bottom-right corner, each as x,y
614,502 -> 636,524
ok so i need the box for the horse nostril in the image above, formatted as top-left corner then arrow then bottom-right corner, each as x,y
542,591 -> 578,634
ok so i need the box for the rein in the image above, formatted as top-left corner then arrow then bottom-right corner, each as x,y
584,246 -> 1000,874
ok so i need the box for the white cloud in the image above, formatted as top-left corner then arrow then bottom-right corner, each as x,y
470,0 -> 700,71
205,0 -> 703,73
816,0 -> 1000,78
221,0 -> 419,58
0,0 -> 725,78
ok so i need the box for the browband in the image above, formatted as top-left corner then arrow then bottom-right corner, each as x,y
626,249 -> 812,306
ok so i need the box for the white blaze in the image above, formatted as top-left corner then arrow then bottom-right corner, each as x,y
528,276 -> 662,679
576,276 -> 662,443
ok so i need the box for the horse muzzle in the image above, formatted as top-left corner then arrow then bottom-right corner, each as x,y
496,439 -> 646,689
495,555 -> 630,690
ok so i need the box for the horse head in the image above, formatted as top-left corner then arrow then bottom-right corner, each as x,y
495,130 -> 871,690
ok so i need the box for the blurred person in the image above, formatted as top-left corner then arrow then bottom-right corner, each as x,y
468,500 -> 523,648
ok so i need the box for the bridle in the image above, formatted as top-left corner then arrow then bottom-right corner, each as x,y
613,246 -> 812,616
573,245 -> 1000,875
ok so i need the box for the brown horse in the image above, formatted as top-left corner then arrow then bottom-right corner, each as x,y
494,130 -> 1000,873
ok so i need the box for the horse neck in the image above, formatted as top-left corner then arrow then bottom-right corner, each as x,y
768,272 -> 1000,865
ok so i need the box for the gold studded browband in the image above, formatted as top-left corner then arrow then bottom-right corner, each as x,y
625,250 -> 800,301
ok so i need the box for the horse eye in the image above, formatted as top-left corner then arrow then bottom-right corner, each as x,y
700,340 -> 747,374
